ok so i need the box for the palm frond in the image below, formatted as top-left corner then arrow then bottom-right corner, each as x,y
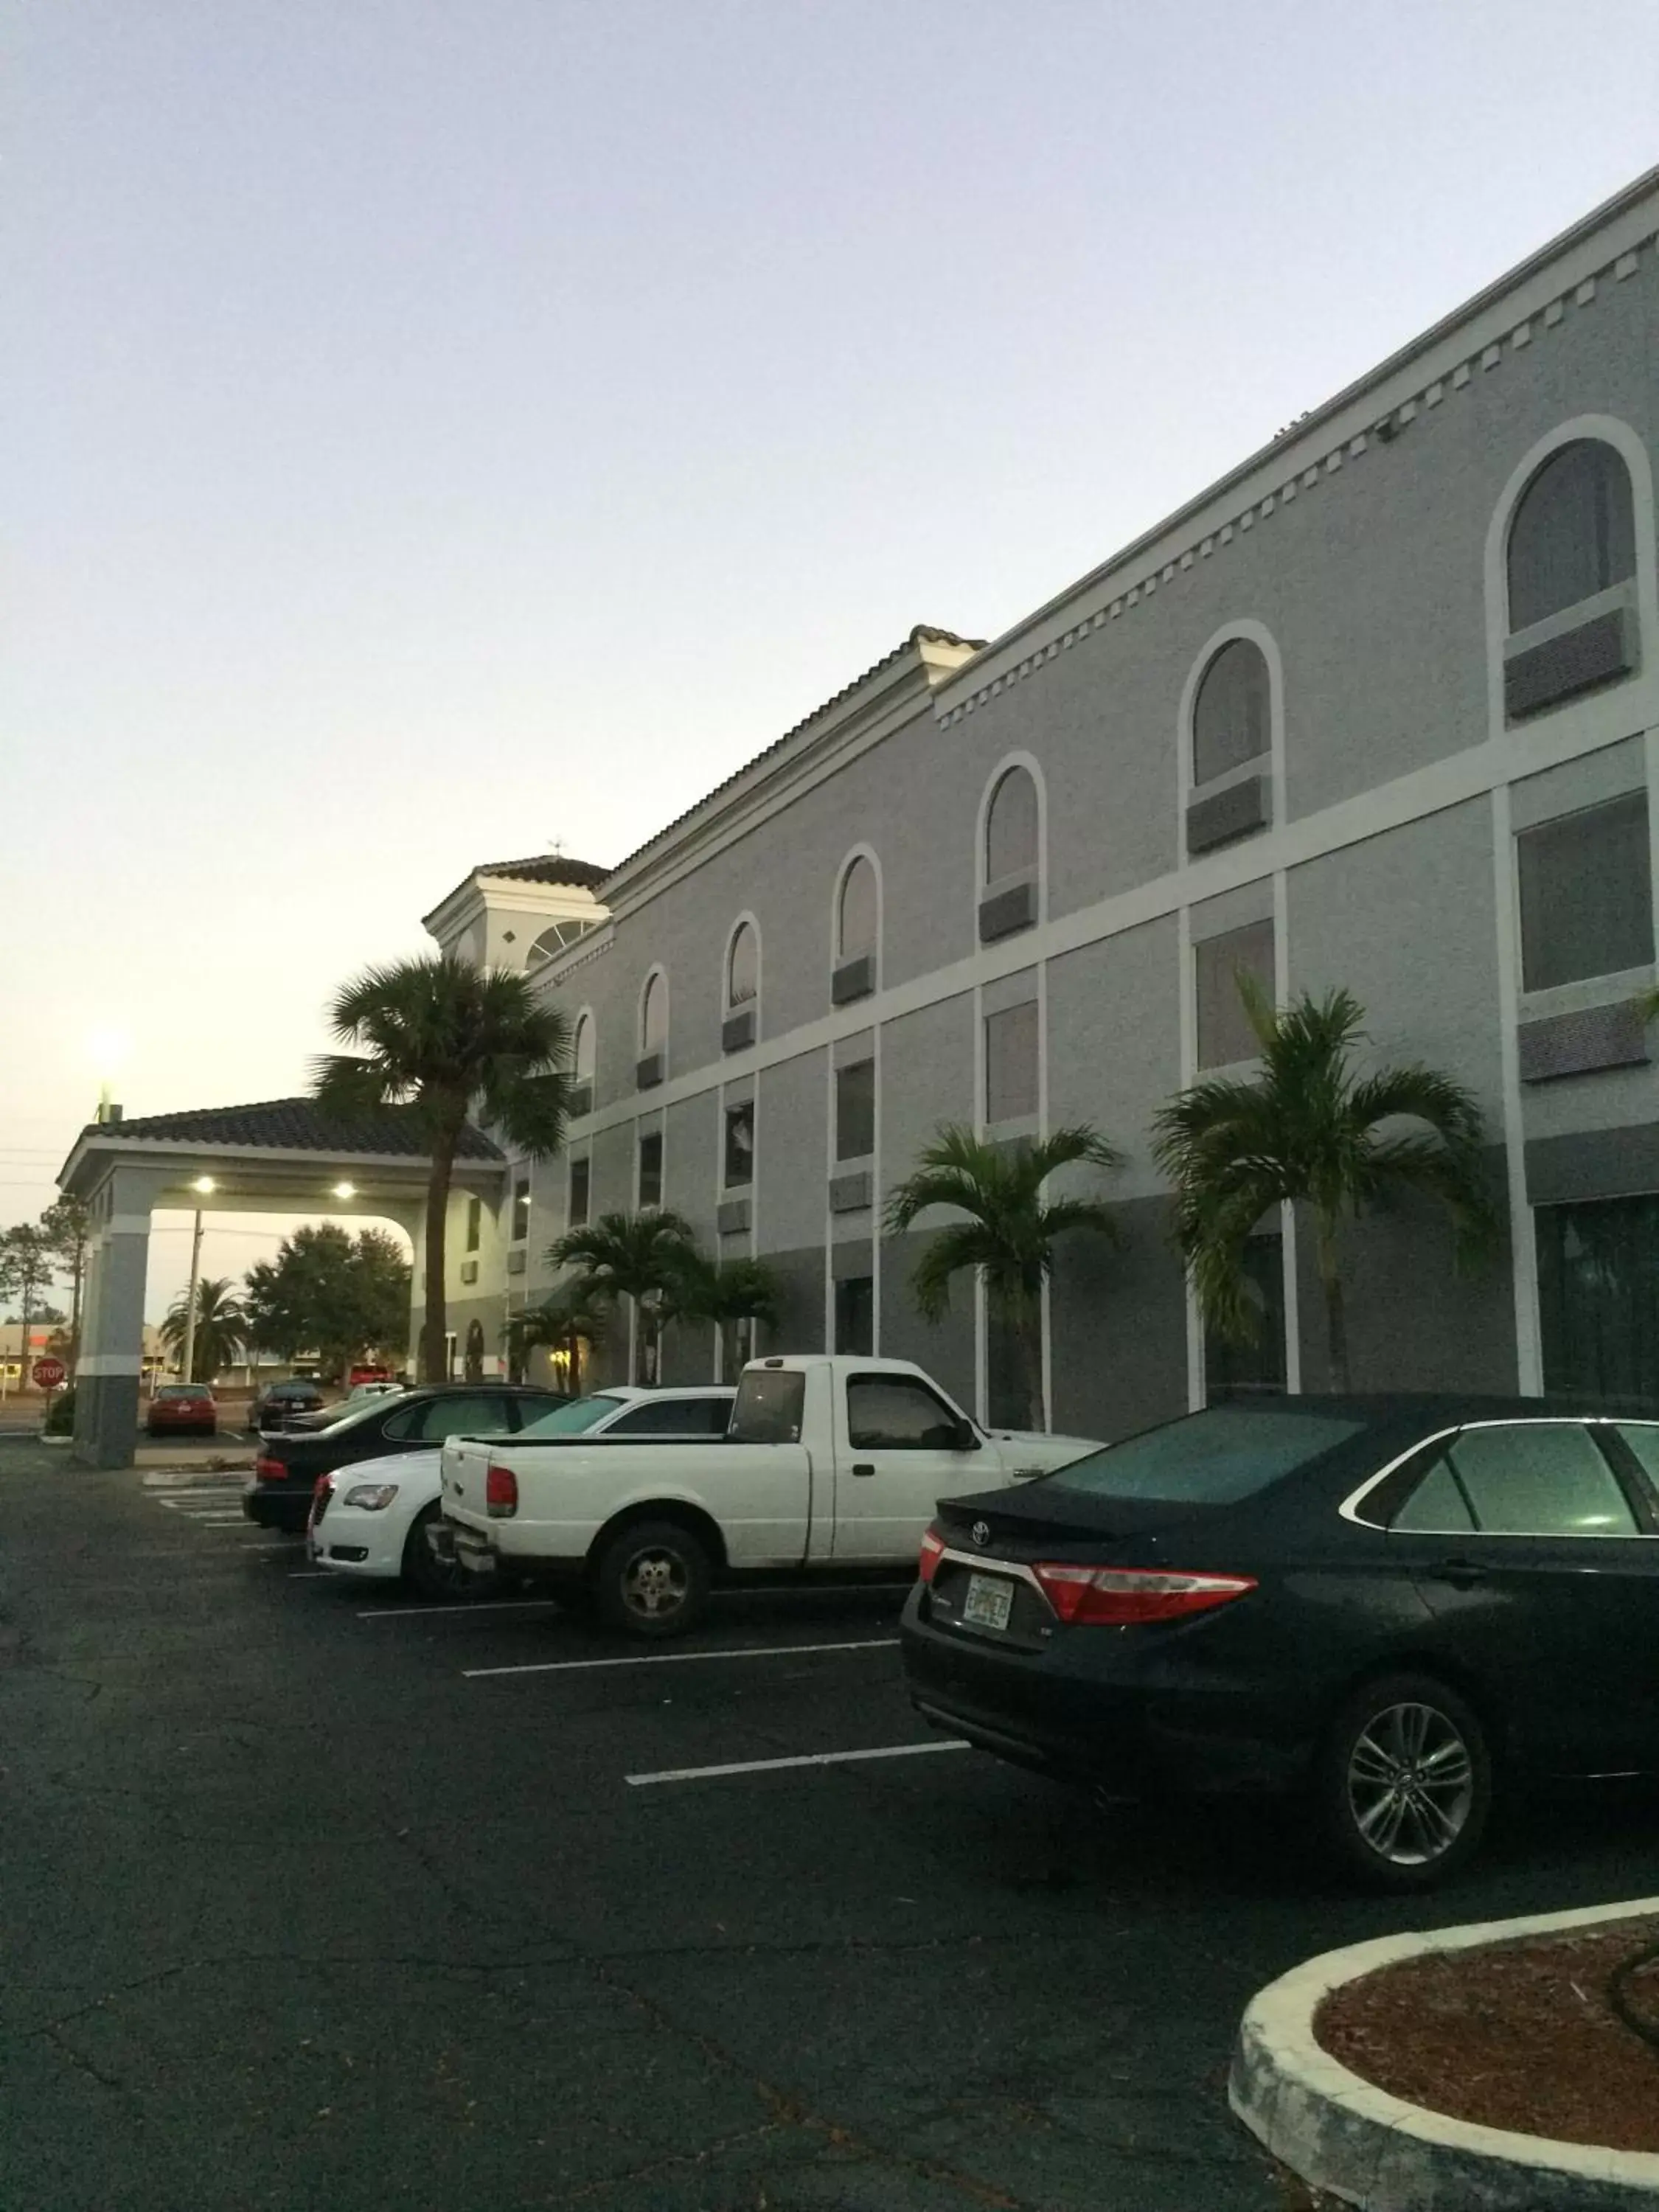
908,1222 -> 1008,1320
310,1053 -> 403,1122
1155,984 -> 1497,1371
548,1209 -> 700,1307
886,1118 -> 1122,1328
1346,1062 -> 1485,1148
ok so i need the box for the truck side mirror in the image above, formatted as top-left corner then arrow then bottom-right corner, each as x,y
950,1418 -> 979,1453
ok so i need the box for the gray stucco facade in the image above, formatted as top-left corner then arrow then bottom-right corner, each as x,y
434,170 -> 1659,1437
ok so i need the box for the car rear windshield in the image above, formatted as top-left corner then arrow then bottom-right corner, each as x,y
729,1369 -> 806,1444
1045,1407 -> 1363,1505
518,1394 -> 631,1439
312,1396 -> 399,1432
156,1385 -> 206,1399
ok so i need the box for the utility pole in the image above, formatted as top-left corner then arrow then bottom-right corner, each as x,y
181,1209 -> 205,1382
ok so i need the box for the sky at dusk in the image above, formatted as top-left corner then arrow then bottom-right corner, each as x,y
5,0 -> 1659,1318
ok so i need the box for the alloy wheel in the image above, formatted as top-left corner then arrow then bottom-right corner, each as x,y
1346,1699 -> 1475,1868
620,1545 -> 689,1621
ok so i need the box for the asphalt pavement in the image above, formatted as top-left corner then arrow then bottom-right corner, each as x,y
5,1438 -> 1659,2212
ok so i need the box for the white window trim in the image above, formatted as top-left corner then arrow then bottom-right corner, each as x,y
974,753 -> 1048,928
832,845 -> 883,975
571,1004 -> 597,1091
634,1117 -> 665,1213
1484,414 -> 1659,743
723,911 -> 762,1019
563,1148 -> 594,1244
1176,619 -> 1287,841
639,964 -> 669,1060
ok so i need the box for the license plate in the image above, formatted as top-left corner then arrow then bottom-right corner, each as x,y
962,1573 -> 1014,1633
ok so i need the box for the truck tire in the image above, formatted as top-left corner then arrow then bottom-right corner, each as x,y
591,1518 -> 712,1639
403,1503 -> 494,1603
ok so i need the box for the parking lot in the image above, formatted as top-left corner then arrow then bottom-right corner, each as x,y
7,1441 -> 1659,2211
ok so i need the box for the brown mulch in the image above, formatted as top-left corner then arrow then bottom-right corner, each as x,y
1315,1915 -> 1659,2155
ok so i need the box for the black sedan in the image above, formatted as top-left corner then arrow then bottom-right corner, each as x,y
245,1383 -> 568,1532
249,1377 -> 327,1431
902,1394 -> 1659,1891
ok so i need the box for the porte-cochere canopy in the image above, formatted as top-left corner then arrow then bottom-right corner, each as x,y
58,1098 -> 505,1469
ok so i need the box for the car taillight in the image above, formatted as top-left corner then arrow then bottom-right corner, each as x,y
255,1455 -> 285,1479
1032,1562 -> 1257,1627
917,1526 -> 945,1585
485,1464 -> 518,1517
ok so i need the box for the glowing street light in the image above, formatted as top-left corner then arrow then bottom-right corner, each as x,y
86,1026 -> 131,1124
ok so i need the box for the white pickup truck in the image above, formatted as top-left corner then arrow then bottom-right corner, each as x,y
440,1354 -> 1098,1638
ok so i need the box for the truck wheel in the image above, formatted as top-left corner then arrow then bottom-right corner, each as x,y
402,1503 -> 492,1603
592,1519 -> 711,1639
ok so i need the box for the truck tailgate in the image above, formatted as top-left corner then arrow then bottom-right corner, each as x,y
440,1437 -> 495,1528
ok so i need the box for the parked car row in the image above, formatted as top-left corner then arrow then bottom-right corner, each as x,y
251,1355 -> 1659,1893
305,1385 -> 737,1601
439,1356 -> 1094,1633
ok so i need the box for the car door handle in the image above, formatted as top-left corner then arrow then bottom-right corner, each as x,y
852,1461 -> 876,1478
1433,1557 -> 1486,1590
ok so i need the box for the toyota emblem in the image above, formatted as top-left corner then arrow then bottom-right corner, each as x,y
970,1519 -> 991,1548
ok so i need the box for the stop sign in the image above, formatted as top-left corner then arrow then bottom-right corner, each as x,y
32,1357 -> 66,1390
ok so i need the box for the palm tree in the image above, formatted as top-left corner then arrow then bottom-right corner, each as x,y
313,953 -> 572,1384
1152,981 -> 1497,1394
883,1124 -> 1124,1432
160,1277 -> 248,1382
507,1284 -> 612,1396
549,1209 -> 700,1384
675,1253 -> 782,1377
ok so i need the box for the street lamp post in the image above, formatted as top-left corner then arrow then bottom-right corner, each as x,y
181,1178 -> 214,1383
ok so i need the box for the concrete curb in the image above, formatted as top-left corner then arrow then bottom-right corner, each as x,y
1230,1895 -> 1659,2210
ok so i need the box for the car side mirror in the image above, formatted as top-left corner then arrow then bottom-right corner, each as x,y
950,1418 -> 979,1453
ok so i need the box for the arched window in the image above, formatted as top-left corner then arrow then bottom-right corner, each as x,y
640,972 -> 667,1054
727,920 -> 758,1008
1192,639 -> 1271,786
572,1012 -> 594,1082
838,857 -> 877,962
526,917 -> 595,970
1508,439 -> 1635,633
984,767 -> 1039,884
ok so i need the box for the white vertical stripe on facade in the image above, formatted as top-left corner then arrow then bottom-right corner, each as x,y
1271,866 -> 1302,1396
1491,782 -> 1543,1394
1037,947 -> 1052,1430
1177,899 -> 1203,1411
821,1051 -> 835,1356
872,1012 -> 883,1356
970,967 -> 987,1425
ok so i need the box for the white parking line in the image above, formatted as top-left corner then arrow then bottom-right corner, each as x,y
625,1739 -> 970,1787
465,1636 -> 900,1680
357,1599 -> 566,1621
347,1585 -> 906,1622
288,1571 -> 333,1579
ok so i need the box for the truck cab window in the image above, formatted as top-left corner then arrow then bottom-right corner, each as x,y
846,1377 -> 961,1450
730,1369 -> 806,1443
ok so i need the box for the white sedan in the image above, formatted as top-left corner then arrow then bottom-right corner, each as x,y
307,1384 -> 736,1599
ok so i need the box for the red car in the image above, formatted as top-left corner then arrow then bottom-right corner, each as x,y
147,1382 -> 218,1438
348,1363 -> 393,1388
